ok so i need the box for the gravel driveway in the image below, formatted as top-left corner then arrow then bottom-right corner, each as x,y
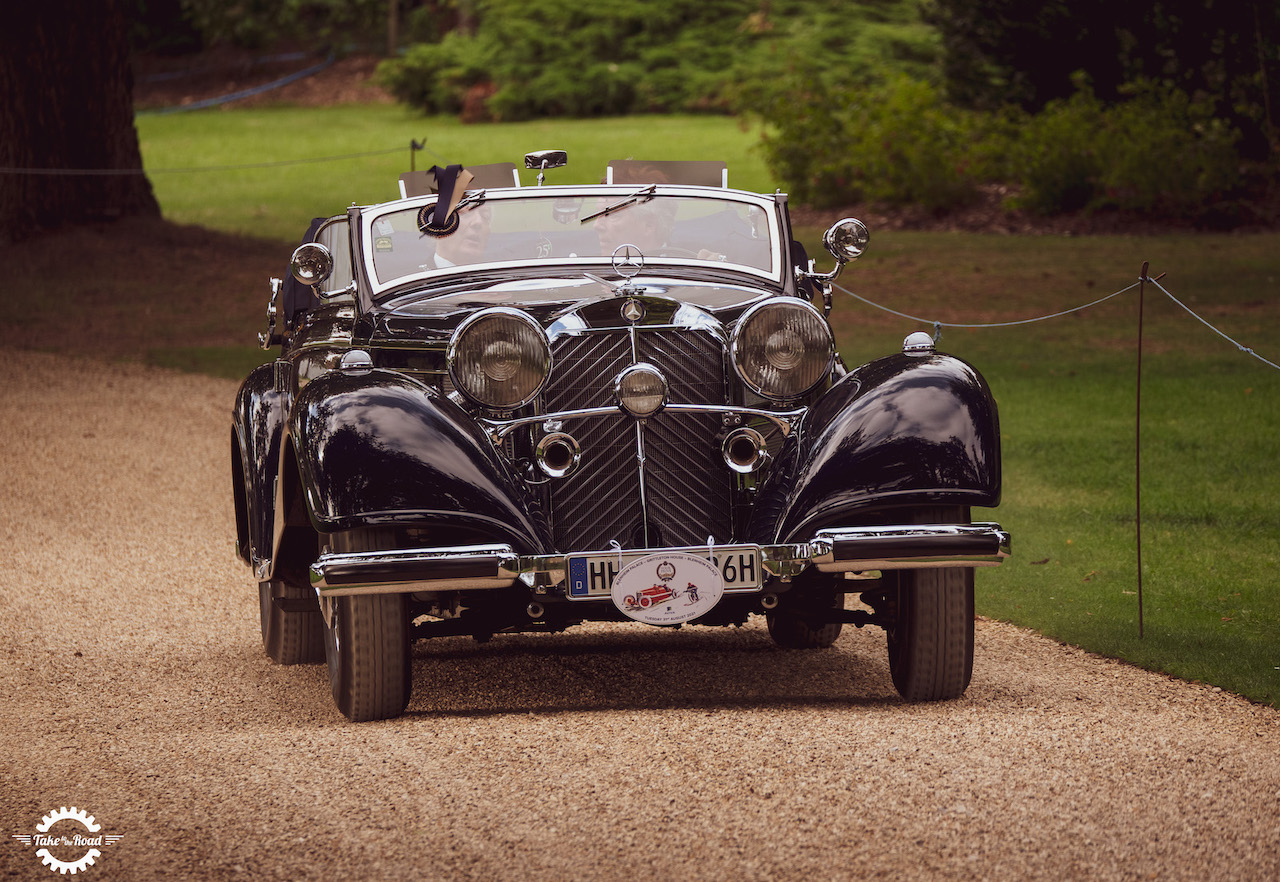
2,350 -> 1277,881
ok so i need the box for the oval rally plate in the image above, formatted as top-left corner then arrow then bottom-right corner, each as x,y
610,551 -> 724,626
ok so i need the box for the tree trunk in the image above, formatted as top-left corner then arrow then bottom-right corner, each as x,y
1,0 -> 160,244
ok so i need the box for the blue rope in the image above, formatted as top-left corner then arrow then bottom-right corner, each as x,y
138,53 -> 336,115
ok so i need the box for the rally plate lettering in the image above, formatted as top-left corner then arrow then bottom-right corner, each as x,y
566,545 -> 762,599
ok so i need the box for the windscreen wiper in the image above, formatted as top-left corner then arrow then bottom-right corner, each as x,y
579,184 -> 657,224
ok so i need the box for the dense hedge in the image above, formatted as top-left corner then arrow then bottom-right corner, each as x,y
377,0 -> 1260,220
377,0 -> 938,120
759,74 -> 1247,220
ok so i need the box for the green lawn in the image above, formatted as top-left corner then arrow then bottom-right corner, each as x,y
820,232 -> 1280,705
137,107 -> 777,243
131,107 -> 1280,706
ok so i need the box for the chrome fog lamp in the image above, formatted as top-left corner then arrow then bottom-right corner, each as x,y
290,242 -> 334,287
731,299 -> 834,401
823,217 -> 870,264
448,308 -> 551,409
614,363 -> 668,418
799,218 -> 870,287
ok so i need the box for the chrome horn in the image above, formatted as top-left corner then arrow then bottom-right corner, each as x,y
536,431 -> 581,479
721,427 -> 769,474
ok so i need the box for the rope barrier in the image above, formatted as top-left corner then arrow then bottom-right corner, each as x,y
835,278 -> 1278,372
840,259 -> 1273,641
834,280 -> 1139,328
137,53 -> 336,115
1,140 -> 1275,375
0,146 -> 405,176
1150,278 -> 1280,371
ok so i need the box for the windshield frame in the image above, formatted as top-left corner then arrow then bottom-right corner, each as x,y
358,185 -> 785,302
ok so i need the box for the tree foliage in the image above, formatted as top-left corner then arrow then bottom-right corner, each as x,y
926,0 -> 1279,159
759,72 -> 1246,221
379,0 -> 940,120
128,0 -> 401,52
759,74 -> 989,210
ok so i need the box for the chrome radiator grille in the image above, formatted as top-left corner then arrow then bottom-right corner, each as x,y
543,327 -> 731,552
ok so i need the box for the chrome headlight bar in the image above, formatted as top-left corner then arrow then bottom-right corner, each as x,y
480,401 -> 807,444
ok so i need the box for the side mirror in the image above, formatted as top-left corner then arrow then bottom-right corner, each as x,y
525,149 -> 568,185
290,242 -> 334,288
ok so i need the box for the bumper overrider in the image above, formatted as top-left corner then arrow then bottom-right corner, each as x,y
309,523 -> 1011,597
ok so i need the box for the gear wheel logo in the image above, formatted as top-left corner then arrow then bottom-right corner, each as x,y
11,807 -> 123,875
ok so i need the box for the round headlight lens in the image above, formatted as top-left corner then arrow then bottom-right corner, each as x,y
731,299 -> 834,400
615,363 -> 668,418
448,308 -> 550,409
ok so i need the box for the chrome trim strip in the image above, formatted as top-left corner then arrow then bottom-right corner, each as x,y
634,419 -> 650,546
306,524 -> 1009,598
483,402 -> 806,441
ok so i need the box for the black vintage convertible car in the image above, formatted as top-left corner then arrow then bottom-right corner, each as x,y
232,152 -> 1009,721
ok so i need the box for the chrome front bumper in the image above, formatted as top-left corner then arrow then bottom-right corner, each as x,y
309,523 -> 1010,597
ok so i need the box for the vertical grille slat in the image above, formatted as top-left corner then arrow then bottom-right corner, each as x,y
551,419 -> 639,550
644,412 -> 732,546
543,324 -> 731,552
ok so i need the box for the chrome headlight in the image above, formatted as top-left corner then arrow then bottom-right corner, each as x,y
730,299 -> 834,401
447,308 -> 551,409
290,242 -> 333,287
614,363 -> 668,418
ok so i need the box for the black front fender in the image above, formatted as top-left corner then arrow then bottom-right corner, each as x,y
232,361 -> 288,570
751,353 -> 1001,543
289,369 -> 552,553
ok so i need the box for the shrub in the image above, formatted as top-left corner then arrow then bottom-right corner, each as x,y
380,0 -> 752,120
377,33 -> 492,116
379,0 -> 938,121
759,73 -> 987,210
1096,82 -> 1241,216
1000,89 -> 1106,214
1008,80 -> 1242,217
758,70 -> 1243,219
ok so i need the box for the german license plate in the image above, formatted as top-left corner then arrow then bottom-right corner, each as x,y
566,545 -> 762,599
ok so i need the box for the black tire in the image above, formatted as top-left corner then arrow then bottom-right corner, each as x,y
322,528 -> 412,722
887,567 -> 974,700
766,592 -> 844,649
323,593 -> 411,722
885,506 -> 974,701
258,579 -> 325,665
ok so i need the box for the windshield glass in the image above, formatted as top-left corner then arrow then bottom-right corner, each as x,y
364,190 -> 778,294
